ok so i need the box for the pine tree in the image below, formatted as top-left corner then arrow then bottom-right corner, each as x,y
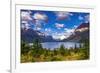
32,39 -> 43,57
59,44 -> 66,56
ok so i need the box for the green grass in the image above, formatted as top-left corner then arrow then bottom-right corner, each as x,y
21,48 -> 89,63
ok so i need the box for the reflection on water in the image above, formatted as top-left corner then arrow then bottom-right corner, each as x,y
29,42 -> 83,50
41,42 -> 82,50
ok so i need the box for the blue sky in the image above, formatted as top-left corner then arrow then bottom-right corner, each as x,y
21,10 -> 89,40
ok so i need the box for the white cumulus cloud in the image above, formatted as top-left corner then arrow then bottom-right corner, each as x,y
21,11 -> 33,30
55,11 -> 73,20
21,11 -> 32,21
55,23 -> 64,29
33,12 -> 47,21
21,22 -> 30,30
32,12 -> 48,31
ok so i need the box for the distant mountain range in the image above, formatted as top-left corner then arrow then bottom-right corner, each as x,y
65,23 -> 89,42
21,28 -> 56,43
21,22 -> 89,43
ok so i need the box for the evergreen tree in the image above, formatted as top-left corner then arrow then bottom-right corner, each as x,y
74,43 -> 78,53
59,44 -> 66,56
32,39 -> 42,49
32,39 -> 43,57
83,39 -> 89,59
21,41 -> 30,54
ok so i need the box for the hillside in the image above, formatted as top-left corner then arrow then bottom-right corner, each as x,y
65,23 -> 89,42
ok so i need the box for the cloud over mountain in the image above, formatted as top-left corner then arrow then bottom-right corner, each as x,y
21,10 -> 90,42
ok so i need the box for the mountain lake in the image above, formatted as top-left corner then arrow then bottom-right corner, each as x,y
29,42 -> 83,50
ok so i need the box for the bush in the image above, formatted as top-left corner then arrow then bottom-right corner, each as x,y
21,41 -> 30,54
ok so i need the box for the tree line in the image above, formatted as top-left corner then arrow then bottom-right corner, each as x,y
21,39 -> 89,63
